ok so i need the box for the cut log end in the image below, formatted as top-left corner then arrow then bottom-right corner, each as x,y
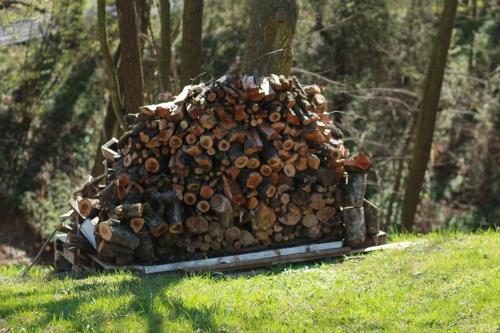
151,224 -> 169,237
130,218 -> 145,233
234,156 -> 249,168
145,157 -> 160,173
169,224 -> 184,234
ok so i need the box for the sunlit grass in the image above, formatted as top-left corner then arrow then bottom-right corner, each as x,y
0,231 -> 498,332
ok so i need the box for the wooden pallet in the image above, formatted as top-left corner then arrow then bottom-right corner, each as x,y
56,230 -> 393,275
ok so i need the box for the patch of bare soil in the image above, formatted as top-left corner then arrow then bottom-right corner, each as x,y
0,209 -> 50,265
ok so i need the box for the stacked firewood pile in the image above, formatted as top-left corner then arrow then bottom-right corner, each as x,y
73,75 -> 374,266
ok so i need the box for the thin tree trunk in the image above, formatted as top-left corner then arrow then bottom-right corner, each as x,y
468,0 -> 477,72
180,0 -> 203,87
243,0 -> 298,76
158,0 -> 171,91
384,116 -> 416,230
97,0 -> 124,129
135,0 -> 150,41
92,102 -> 120,176
116,0 -> 145,113
401,0 -> 458,232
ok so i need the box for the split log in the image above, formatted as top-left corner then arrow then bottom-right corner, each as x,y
307,154 -> 321,170
97,241 -> 134,260
98,219 -> 140,249
97,181 -> 118,203
344,153 -> 372,171
143,202 -> 169,237
229,143 -> 249,168
112,203 -> 143,219
222,175 -> 245,206
210,194 -> 234,227
283,163 -> 296,177
243,172 -> 263,190
258,123 -> 281,140
244,129 -> 263,155
166,200 -> 183,234
261,141 -> 282,168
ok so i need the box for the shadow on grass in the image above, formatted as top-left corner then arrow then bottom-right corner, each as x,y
163,297 -> 220,332
2,254 -> 360,332
1,269 -> 224,333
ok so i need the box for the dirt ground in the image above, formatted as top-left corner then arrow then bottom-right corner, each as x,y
0,209 -> 48,265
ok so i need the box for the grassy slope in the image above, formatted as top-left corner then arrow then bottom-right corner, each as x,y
0,232 -> 498,333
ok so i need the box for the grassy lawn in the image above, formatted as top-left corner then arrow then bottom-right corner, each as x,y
0,232 -> 498,332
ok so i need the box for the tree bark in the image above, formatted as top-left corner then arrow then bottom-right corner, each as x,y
243,0 -> 298,76
158,0 -> 171,91
401,0 -> 458,232
97,0 -> 124,129
180,0 -> 203,87
116,0 -> 145,113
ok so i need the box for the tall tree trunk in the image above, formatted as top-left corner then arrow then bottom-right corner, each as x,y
158,0 -> 171,91
116,0 -> 145,113
180,0 -> 203,87
401,0 -> 458,232
97,0 -> 124,129
468,0 -> 477,72
243,0 -> 298,76
384,115 -> 416,231
92,41 -> 123,176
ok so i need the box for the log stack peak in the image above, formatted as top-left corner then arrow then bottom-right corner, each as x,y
73,74 -> 374,265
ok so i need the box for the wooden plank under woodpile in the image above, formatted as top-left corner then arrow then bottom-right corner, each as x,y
59,74 -> 381,272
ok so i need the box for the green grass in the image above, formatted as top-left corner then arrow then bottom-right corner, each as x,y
0,232 -> 498,332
